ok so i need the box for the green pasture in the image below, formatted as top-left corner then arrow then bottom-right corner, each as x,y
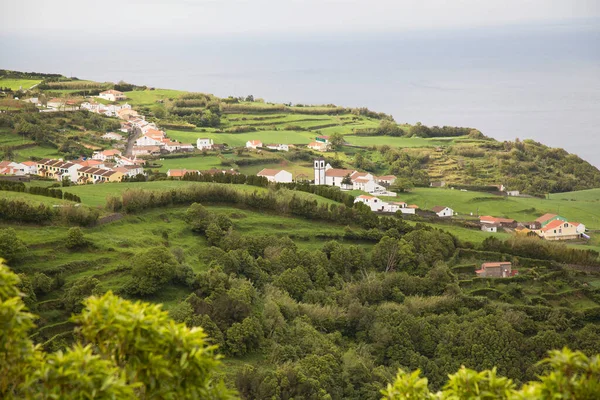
155,155 -> 225,172
343,135 -> 463,148
0,78 -> 41,90
378,187 -> 600,229
167,128 -> 317,147
0,190 -> 72,206
13,145 -> 61,161
549,188 -> 600,202
123,89 -> 187,106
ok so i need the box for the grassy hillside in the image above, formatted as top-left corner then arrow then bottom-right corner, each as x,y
384,187 -> 600,229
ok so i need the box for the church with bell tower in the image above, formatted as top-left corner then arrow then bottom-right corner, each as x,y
314,157 -> 326,185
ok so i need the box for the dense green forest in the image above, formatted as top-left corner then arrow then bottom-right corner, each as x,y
2,261 -> 599,399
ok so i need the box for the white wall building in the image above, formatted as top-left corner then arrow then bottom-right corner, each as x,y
431,206 -> 454,217
197,138 -> 214,150
246,140 -> 263,149
266,144 -> 289,152
92,149 -> 122,161
257,168 -> 293,183
354,195 -> 386,212
481,224 -> 499,233
101,132 -> 124,141
98,90 -> 126,102
308,141 -> 328,152
135,135 -> 164,147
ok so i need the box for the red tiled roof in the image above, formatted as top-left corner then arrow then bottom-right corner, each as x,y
102,149 -> 121,156
431,206 -> 448,213
541,219 -> 569,232
357,195 -> 375,199
168,169 -> 199,177
481,262 -> 512,268
257,168 -> 284,177
479,216 -> 515,224
325,168 -> 355,177
100,89 -> 124,95
535,213 -> 557,223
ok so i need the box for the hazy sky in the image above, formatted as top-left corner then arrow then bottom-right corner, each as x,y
1,0 -> 599,37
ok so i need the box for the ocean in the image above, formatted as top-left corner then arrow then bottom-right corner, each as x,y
2,20 -> 599,166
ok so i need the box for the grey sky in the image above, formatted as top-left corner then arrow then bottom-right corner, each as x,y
1,0 -> 599,37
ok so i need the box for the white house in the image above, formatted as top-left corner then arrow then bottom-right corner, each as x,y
572,222 -> 586,235
481,224 -> 499,233
246,140 -> 263,149
179,143 -> 194,152
354,195 -> 386,212
132,146 -> 161,157
266,144 -> 289,152
92,149 -> 122,161
197,138 -> 214,150
431,206 -> 454,217
21,161 -> 38,175
257,169 -> 293,183
98,90 -> 126,102
135,135 -> 164,147
377,175 -> 397,186
506,190 -> 520,197
386,201 -> 416,214
115,165 -> 144,177
101,132 -> 124,141
163,141 -> 181,153
0,161 -> 25,175
144,128 -> 165,139
117,156 -> 144,167
308,141 -> 328,152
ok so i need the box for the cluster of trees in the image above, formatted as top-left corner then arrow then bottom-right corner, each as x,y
498,139 -> 600,195
0,181 -> 82,202
0,69 -> 63,79
104,184 -> 400,232
0,198 -> 98,226
408,124 -> 478,138
0,111 -> 120,160
276,182 -> 355,207
181,171 -> 268,186
482,236 -> 600,266
380,148 -> 431,187
355,121 -> 479,138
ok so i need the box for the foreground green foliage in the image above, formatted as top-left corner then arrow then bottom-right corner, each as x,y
0,261 -> 233,399
383,348 -> 600,399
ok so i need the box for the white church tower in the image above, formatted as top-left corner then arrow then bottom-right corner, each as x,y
314,157 -> 326,185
